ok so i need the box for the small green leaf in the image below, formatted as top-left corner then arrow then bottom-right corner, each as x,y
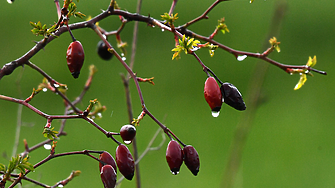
30,21 -> 37,28
294,73 -> 307,90
0,163 -> 6,172
306,56 -> 317,67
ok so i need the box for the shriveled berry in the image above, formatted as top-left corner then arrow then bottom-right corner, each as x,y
115,144 -> 135,180
120,125 -> 136,144
99,151 -> 117,173
97,40 -> 113,60
100,165 -> 117,188
166,140 -> 183,175
220,82 -> 246,111
204,77 -> 223,117
183,145 -> 200,176
66,40 -> 85,78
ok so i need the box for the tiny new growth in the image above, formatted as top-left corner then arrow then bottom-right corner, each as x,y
0,0 -> 327,188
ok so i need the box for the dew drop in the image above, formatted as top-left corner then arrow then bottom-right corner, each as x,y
191,47 -> 200,52
211,111 -> 220,118
97,112 -> 102,118
171,170 -> 179,175
44,144 -> 52,150
54,84 -> 59,88
42,88 -> 47,92
237,55 -> 247,61
124,140 -> 132,144
122,57 -> 127,61
58,184 -> 64,188
290,72 -> 293,75
121,53 -> 124,57
7,0 -> 13,4
161,29 -> 165,32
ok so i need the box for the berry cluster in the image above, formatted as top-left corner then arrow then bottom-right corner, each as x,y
99,124 -> 136,188
166,140 -> 200,176
204,77 -> 246,117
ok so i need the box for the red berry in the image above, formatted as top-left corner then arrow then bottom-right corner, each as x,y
66,40 -> 85,78
166,140 -> 183,175
115,144 -> 135,180
220,82 -> 246,111
100,165 -> 117,188
97,40 -> 113,60
120,125 -> 136,144
183,145 -> 200,176
99,151 -> 117,173
204,77 -> 223,116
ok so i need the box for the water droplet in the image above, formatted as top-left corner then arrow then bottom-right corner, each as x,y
7,0 -> 13,4
42,88 -> 47,92
161,29 -> 165,32
211,111 -> 220,118
121,53 -> 124,57
54,84 -> 59,88
191,47 -> 200,52
290,72 -> 293,75
171,170 -> 179,175
122,57 -> 126,61
97,112 -> 102,118
237,55 -> 247,61
124,140 -> 132,144
58,184 -> 64,188
44,144 -> 52,150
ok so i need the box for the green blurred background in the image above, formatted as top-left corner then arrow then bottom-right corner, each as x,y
0,0 -> 334,187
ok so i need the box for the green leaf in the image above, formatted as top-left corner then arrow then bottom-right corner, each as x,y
30,21 -> 37,28
306,56 -> 317,67
0,163 -> 6,172
294,73 -> 307,90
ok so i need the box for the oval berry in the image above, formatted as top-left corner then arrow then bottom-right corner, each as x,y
166,140 -> 183,175
66,40 -> 85,78
120,125 -> 136,144
97,40 -> 113,60
204,77 -> 223,116
100,165 -> 117,188
220,82 -> 246,111
115,144 -> 135,180
183,145 -> 200,176
99,151 -> 117,173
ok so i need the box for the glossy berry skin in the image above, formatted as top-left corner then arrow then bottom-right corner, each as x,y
120,125 -> 136,144
204,77 -> 223,112
220,82 -> 246,111
66,40 -> 85,78
97,40 -> 113,60
115,144 -> 135,180
100,165 -> 117,188
183,145 -> 200,176
166,140 -> 183,175
99,151 -> 117,173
